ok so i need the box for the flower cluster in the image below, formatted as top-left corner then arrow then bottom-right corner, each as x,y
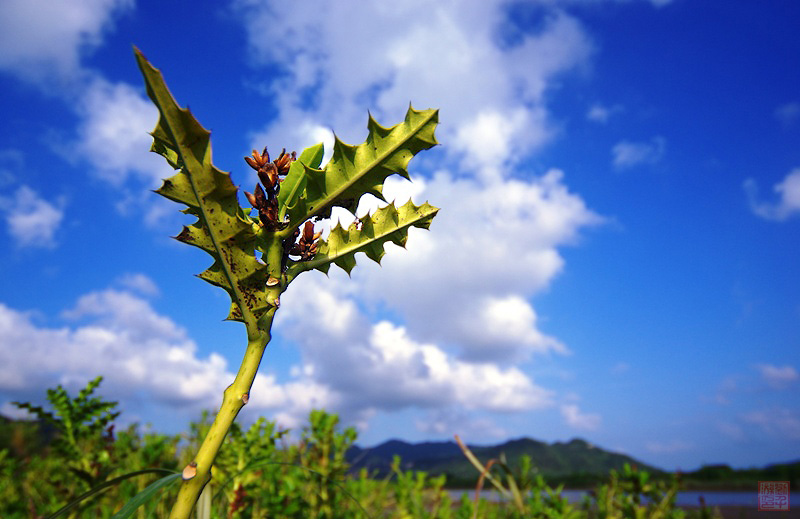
288,221 -> 322,261
244,146 -> 322,264
243,147 -> 295,230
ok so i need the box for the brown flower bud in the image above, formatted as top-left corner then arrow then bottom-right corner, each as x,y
244,190 -> 258,208
273,148 -> 296,176
257,163 -> 279,192
289,221 -> 321,261
245,147 -> 270,170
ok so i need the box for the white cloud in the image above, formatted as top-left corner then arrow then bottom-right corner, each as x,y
456,295 -> 569,361
68,77 -> 180,228
775,102 -> 800,127
0,0 -> 132,87
0,0 -> 175,226
117,273 -> 161,297
0,286 -> 296,427
75,78 -> 167,189
744,168 -> 800,221
350,171 -> 601,363
232,1 -> 602,371
586,103 -> 622,123
272,380 -> 339,431
756,364 -> 799,389
0,185 -> 64,249
454,107 -> 550,182
276,274 -> 555,424
236,1 -> 593,185
0,0 -> 603,435
611,137 -> 666,169
0,0 -> 177,228
560,404 -> 601,430
285,169 -> 599,366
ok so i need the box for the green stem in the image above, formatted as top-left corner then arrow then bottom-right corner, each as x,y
168,316 -> 274,519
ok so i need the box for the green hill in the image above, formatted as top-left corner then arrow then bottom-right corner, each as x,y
346,437 -> 663,487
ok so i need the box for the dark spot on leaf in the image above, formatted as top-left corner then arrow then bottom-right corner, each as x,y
176,227 -> 193,242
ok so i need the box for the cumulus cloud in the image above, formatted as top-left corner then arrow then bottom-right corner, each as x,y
0,283 -> 298,427
744,169 -> 800,221
275,273 -> 555,428
454,107 -> 551,182
298,170 -> 598,364
611,137 -> 666,169
67,76 -> 181,227
560,404 -> 601,430
0,274 -> 557,436
235,1 -> 593,184
263,159 -> 598,433
2,0 -> 607,439
74,78 -> 167,189
220,4 -> 601,398
348,171 -> 600,363
0,0 -> 132,87
756,364 -> 799,389
0,185 -> 64,249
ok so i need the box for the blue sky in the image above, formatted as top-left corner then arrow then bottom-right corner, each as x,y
0,0 -> 798,473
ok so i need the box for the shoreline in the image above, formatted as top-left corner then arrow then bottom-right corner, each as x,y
694,505 -> 799,519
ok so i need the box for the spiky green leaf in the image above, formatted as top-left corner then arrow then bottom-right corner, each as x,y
286,199 -> 438,278
283,107 -> 438,228
134,48 -> 275,330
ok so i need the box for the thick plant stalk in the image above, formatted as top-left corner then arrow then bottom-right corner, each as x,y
133,47 -> 439,518
169,327 -> 273,517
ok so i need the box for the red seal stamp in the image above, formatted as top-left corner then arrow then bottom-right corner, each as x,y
759,481 -> 790,511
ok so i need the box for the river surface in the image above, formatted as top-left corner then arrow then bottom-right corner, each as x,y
447,489 -> 800,507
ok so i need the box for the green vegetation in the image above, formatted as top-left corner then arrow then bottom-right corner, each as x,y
0,377 -> 726,519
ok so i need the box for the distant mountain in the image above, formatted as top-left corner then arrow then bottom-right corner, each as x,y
345,437 -> 663,486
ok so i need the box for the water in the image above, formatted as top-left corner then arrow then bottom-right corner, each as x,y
447,489 -> 800,507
